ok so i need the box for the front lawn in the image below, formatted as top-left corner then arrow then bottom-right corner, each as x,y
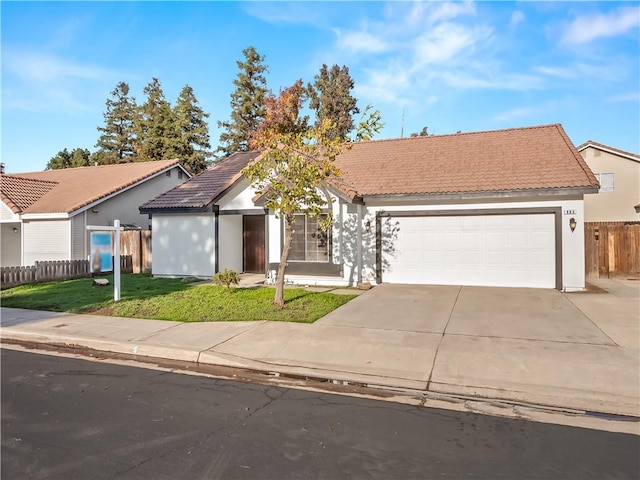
0,274 -> 355,323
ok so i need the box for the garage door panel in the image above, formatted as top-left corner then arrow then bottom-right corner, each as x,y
383,213 -> 556,288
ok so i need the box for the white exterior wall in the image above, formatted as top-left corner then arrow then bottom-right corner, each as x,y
1,223 -> 22,267
218,215 -> 243,272
22,219 -> 70,265
1,201 -> 18,221
218,179 -> 259,211
152,214 -> 215,277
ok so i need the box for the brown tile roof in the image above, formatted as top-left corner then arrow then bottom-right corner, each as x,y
577,140 -> 640,162
1,175 -> 58,214
140,151 -> 261,211
333,124 -> 599,198
1,159 -> 183,215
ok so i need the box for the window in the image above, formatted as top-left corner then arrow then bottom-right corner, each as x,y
289,214 -> 330,262
178,171 -> 183,179
165,170 -> 171,177
595,173 -> 614,192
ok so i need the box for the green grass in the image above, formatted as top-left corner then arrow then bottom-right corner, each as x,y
0,274 -> 356,323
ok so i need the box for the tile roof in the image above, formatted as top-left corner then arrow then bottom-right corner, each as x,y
577,140 -> 640,162
1,159 -> 183,215
333,124 -> 599,197
140,151 -> 261,211
1,175 -> 58,214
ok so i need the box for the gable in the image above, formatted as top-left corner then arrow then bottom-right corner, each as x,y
3,160 -> 188,217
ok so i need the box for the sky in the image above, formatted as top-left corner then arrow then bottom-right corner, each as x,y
2,1 -> 639,173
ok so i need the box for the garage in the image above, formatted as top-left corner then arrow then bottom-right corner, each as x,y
378,210 -> 560,289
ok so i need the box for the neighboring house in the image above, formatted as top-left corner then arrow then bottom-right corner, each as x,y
577,141 -> 640,222
140,124 -> 599,291
1,160 -> 190,267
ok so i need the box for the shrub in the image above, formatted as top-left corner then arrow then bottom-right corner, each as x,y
214,269 -> 240,292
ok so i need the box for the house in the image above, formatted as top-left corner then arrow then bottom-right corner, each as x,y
577,141 -> 640,222
1,160 -> 190,267
140,124 -> 599,291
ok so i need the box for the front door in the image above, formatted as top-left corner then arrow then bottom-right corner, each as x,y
243,215 -> 266,273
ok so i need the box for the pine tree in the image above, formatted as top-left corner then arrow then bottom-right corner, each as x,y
172,85 -> 212,174
134,78 -> 176,161
308,64 -> 359,142
46,148 -> 91,170
95,82 -> 137,164
217,46 -> 268,158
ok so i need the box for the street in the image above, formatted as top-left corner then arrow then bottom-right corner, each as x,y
2,348 -> 638,480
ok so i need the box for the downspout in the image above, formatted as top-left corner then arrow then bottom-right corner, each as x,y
356,204 -> 363,285
214,207 -> 219,274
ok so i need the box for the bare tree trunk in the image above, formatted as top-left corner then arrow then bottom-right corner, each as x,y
274,218 -> 294,307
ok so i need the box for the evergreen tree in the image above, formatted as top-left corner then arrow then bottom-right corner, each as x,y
95,82 -> 137,164
217,46 -> 268,158
46,148 -> 91,170
134,78 -> 176,161
172,85 -> 212,174
308,64 -> 359,142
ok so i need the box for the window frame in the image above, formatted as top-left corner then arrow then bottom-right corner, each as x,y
595,172 -> 615,192
287,213 -> 331,263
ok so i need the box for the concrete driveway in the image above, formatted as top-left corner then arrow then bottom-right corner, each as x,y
317,283 -> 630,346
317,280 -> 640,416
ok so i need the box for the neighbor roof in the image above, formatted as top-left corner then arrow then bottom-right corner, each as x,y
1,175 -> 57,214
577,140 -> 640,163
140,151 -> 261,212
332,124 -> 599,199
1,159 -> 185,215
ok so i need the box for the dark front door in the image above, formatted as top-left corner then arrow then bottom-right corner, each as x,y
243,215 -> 266,273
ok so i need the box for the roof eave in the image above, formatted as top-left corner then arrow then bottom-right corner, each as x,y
361,186 -> 599,204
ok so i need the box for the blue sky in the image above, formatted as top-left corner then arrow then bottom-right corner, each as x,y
2,1 -> 639,173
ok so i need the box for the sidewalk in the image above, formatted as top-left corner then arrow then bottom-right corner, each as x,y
1,278 -> 639,425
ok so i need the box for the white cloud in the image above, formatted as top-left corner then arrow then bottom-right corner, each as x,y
412,23 -> 491,66
4,49 -> 115,84
335,29 -> 390,54
427,1 -> 476,23
509,11 -> 525,29
561,6 -> 640,44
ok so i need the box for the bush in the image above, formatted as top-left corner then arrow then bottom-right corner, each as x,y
214,269 -> 240,292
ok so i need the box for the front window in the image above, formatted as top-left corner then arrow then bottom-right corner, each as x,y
595,173 -> 614,192
289,214 -> 330,262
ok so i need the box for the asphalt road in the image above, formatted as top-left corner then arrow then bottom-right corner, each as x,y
2,348 -> 638,480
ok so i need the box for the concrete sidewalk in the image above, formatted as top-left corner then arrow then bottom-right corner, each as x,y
1,279 -> 639,421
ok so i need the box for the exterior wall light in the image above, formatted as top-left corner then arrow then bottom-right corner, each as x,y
365,220 -> 371,233
569,217 -> 577,232
12,227 -> 18,233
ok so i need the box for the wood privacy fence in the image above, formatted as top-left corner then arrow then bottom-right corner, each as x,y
120,230 -> 152,274
585,222 -> 640,279
1,256 -> 134,289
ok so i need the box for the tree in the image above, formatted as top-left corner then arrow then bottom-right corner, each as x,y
95,82 -> 137,164
46,148 -> 91,170
217,46 -> 268,158
134,78 -> 176,161
172,85 -> 212,174
307,64 -> 359,142
410,126 -> 429,137
243,81 -> 382,307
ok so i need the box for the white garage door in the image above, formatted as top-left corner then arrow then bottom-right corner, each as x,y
382,213 -> 556,288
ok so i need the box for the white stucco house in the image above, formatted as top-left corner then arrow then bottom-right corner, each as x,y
1,160 -> 190,267
140,124 -> 599,291
577,141 -> 640,222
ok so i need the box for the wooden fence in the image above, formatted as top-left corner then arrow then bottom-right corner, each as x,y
585,222 -> 640,279
1,256 -> 134,289
120,230 -> 152,274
